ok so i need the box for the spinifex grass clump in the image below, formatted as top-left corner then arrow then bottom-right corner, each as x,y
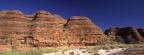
86,47 -> 99,52
69,51 -> 74,55
102,46 -> 111,50
105,50 -> 110,52
82,51 -> 87,53
93,52 -> 100,55
110,46 -> 117,49
0,47 -> 61,55
118,45 -> 127,48
0,49 -> 41,55
38,47 -> 60,53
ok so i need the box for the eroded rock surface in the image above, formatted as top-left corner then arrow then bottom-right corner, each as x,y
105,27 -> 144,44
65,16 -> 107,46
0,10 -> 106,49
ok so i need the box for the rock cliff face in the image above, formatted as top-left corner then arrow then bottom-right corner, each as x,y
65,16 -> 106,46
0,10 -> 106,48
105,27 -> 144,44
137,28 -> 144,37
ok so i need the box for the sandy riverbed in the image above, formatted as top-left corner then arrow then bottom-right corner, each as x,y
42,48 -> 126,55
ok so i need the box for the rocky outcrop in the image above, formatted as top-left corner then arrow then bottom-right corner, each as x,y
65,16 -> 107,46
29,10 -> 67,47
0,10 -> 67,48
137,28 -> 144,37
105,27 -> 144,44
0,10 -> 106,49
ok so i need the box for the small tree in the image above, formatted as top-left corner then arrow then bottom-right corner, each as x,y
115,36 -> 125,43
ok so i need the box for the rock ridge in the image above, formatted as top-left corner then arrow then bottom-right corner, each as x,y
0,10 -> 106,49
105,27 -> 144,44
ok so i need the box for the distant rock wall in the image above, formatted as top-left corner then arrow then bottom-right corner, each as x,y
105,27 -> 144,44
0,10 -> 106,48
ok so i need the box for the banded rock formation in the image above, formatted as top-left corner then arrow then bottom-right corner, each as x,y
65,16 -> 107,46
105,27 -> 144,44
0,10 -> 106,49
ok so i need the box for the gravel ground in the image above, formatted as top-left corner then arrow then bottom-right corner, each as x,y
98,48 -> 125,55
42,48 -> 126,55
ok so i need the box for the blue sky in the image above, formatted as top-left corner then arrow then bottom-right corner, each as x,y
0,0 -> 144,31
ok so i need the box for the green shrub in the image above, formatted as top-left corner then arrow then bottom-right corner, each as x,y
110,46 -> 116,49
118,45 -> 127,48
102,46 -> 111,50
0,47 -> 61,55
86,47 -> 98,52
69,51 -> 74,55
0,49 -> 41,55
77,53 -> 80,55
133,45 -> 142,48
25,50 -> 41,55
128,38 -> 136,44
93,52 -> 100,55
82,51 -> 87,53
93,47 -> 99,50
88,51 -> 93,53
79,47 -> 86,49
115,35 -> 125,43
105,50 -> 110,52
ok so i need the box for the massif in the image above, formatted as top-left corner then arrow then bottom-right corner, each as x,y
0,10 -> 107,48
0,10 -> 143,49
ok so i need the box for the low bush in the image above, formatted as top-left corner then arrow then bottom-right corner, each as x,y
79,47 -> 86,49
118,45 -> 127,48
105,50 -> 110,52
77,53 -> 80,55
110,46 -> 116,49
93,52 -> 100,55
88,51 -> 93,53
69,51 -> 74,55
82,51 -> 87,53
0,47 -> 60,55
102,46 -> 111,50
0,50 -> 41,55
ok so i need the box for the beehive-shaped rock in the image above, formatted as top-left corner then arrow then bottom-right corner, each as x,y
105,27 -> 144,44
0,10 -> 107,49
65,16 -> 106,46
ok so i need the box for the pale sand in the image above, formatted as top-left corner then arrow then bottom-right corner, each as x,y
42,48 -> 126,55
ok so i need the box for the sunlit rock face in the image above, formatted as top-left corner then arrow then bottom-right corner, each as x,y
0,10 -> 106,48
65,16 -> 107,46
105,27 -> 144,44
